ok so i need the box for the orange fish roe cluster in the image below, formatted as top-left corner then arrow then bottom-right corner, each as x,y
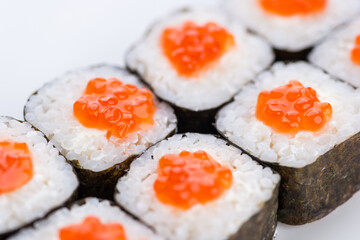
73,78 -> 156,139
259,0 -> 326,17
0,141 -> 33,194
161,21 -> 235,77
153,150 -> 233,210
256,80 -> 332,135
59,216 -> 127,240
351,35 -> 360,66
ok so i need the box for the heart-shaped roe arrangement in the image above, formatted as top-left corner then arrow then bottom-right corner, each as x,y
154,150 -> 233,210
59,216 -> 127,240
73,78 -> 155,139
0,140 -> 33,194
161,21 -> 235,77
256,80 -> 332,135
259,0 -> 326,17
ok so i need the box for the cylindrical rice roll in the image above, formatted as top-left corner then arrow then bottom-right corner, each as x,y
126,7 -> 274,133
309,16 -> 360,88
115,133 -> 280,240
0,116 -> 78,238
24,65 -> 177,199
8,198 -> 163,240
223,0 -> 360,60
216,61 -> 360,224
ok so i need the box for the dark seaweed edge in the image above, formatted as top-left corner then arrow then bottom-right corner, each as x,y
215,103 -> 360,225
306,14 -> 360,90
231,6 -> 360,55
124,7 -> 276,113
127,66 -> 232,134
23,65 -> 178,199
274,47 -> 312,61
67,197 -> 161,236
0,116 -> 79,240
114,132 -> 281,239
5,198 -> 160,240
268,132 -> 360,225
74,127 -> 176,199
229,182 -> 279,240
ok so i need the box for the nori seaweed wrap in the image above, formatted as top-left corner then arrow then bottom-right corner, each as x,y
115,133 -> 280,240
126,7 -> 273,133
216,61 -> 360,224
8,198 -> 163,240
24,65 -> 177,199
0,116 -> 78,239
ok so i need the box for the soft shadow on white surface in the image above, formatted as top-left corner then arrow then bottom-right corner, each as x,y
0,1 -> 359,240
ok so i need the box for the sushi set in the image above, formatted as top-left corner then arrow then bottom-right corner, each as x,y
1,0 -> 360,239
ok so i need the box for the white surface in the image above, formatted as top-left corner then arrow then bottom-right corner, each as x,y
0,1 -> 359,239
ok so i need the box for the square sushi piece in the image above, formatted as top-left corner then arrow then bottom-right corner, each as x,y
224,0 -> 360,52
24,65 -> 177,198
310,16 -> 360,88
126,8 -> 273,132
115,133 -> 280,240
216,61 -> 360,224
8,198 -> 163,240
0,116 -> 78,238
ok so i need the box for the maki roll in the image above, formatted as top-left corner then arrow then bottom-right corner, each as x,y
0,116 -> 78,238
9,198 -> 163,240
224,0 -> 360,59
24,65 -> 177,198
126,8 -> 274,133
309,16 -> 360,88
216,62 -> 360,224
115,133 -> 280,240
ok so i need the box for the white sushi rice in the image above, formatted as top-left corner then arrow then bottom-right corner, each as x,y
115,133 -> 280,240
25,65 -> 177,172
8,198 -> 163,240
216,62 -> 360,168
309,16 -> 360,88
224,0 -> 360,51
0,116 -> 78,234
126,8 -> 274,111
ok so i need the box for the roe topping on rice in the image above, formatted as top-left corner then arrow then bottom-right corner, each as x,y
259,0 -> 326,17
161,21 -> 235,78
351,35 -> 360,65
0,140 -> 33,194
73,78 -> 155,139
154,150 -> 233,210
59,216 -> 127,240
256,80 -> 332,135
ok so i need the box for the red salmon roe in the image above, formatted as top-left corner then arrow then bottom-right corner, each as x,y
351,35 -> 360,65
259,0 -> 326,16
153,150 -> 233,210
161,21 -> 235,77
59,216 -> 127,240
0,141 -> 33,194
73,78 -> 155,139
256,80 -> 332,135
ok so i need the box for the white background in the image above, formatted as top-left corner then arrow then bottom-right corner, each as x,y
0,1 -> 359,239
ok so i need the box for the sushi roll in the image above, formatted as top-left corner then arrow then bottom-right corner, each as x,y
216,62 -> 360,225
0,116 -> 78,238
309,16 -> 360,88
224,0 -> 360,60
24,65 -> 177,198
115,133 -> 280,240
126,8 -> 274,133
8,198 -> 163,240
